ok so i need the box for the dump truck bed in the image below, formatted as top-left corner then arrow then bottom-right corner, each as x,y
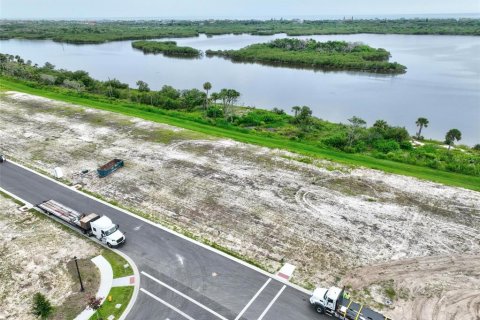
97,159 -> 124,177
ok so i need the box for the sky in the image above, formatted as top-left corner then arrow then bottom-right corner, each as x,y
1,0 -> 479,20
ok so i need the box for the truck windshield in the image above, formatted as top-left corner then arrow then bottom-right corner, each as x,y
104,225 -> 118,236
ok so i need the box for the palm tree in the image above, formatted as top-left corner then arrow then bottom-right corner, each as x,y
203,82 -> 212,110
292,106 -> 301,117
373,120 -> 388,132
415,117 -> 429,139
445,129 -> 461,151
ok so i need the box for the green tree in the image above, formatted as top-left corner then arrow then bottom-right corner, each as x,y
203,82 -> 212,110
218,88 -> 240,122
445,129 -> 462,151
473,144 -> 480,151
292,106 -> 301,117
136,80 -> 150,92
32,293 -> 53,319
210,92 -> 219,105
296,106 -> 312,124
415,117 -> 429,139
347,116 -> 367,146
43,62 -> 55,70
373,119 -> 389,132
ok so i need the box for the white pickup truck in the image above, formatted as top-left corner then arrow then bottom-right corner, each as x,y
37,199 -> 125,247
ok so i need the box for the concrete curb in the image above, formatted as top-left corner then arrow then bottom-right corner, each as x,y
75,255 -> 113,320
0,184 -> 141,320
113,249 -> 140,320
3,158 -> 313,295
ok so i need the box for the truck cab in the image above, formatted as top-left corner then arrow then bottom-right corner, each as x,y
310,286 -> 343,314
90,215 -> 125,247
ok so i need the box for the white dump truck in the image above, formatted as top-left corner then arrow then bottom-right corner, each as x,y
37,199 -> 125,247
310,286 -> 391,320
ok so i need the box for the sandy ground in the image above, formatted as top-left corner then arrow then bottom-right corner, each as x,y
342,254 -> 480,320
1,91 -> 479,319
0,194 -> 100,320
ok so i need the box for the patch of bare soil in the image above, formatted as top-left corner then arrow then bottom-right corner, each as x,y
0,194 -> 100,320
1,92 -> 479,319
341,254 -> 480,320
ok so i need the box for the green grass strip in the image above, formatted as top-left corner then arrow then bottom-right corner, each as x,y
1,77 -> 479,191
101,249 -> 133,278
89,286 -> 134,320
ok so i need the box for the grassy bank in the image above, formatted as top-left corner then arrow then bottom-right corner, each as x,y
2,77 -> 479,191
1,19 -> 479,44
206,38 -> 406,73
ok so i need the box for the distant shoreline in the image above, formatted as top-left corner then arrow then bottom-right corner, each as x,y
1,19 -> 478,45
2,13 -> 480,21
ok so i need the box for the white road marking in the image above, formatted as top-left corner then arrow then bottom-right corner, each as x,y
140,288 -> 195,320
2,160 -> 312,297
176,254 -> 184,266
141,271 -> 228,320
257,285 -> 286,320
133,225 -> 142,231
234,278 -> 271,320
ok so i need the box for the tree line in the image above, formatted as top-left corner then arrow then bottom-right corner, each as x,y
1,19 -> 479,44
1,53 -> 478,176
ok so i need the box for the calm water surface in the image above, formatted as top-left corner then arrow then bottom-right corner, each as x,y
1,33 -> 479,144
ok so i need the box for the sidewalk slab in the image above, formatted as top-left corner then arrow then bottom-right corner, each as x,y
75,255 -> 113,320
112,275 -> 135,287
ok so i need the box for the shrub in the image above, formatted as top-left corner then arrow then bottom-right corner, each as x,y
354,141 -> 367,152
384,126 -> 410,142
374,139 -> 400,153
32,293 -> 53,319
271,107 -> 286,115
400,141 -> 413,150
206,106 -> 223,118
322,133 -> 348,149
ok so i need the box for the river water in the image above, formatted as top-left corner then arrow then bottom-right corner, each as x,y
1,33 -> 479,144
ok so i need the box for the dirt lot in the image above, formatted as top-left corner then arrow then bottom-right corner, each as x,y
1,91 -> 479,319
0,193 -> 100,320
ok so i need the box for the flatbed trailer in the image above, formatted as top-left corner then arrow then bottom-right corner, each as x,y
37,199 -> 126,247
310,286 -> 391,320
37,199 -> 98,233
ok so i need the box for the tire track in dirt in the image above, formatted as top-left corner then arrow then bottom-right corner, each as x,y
342,254 -> 480,320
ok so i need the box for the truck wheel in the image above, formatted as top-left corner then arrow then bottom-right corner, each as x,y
315,305 -> 325,314
107,243 -> 112,248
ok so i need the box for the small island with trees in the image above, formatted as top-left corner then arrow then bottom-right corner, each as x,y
206,38 -> 406,73
131,40 -> 201,57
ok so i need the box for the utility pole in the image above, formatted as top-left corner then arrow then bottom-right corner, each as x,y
73,256 -> 84,292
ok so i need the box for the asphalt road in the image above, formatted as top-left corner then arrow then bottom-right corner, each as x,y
0,161 -> 325,320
